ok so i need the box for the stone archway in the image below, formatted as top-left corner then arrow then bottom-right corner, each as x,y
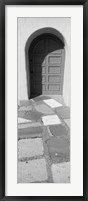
25,28 -> 65,99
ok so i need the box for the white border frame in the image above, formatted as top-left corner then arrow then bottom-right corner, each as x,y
5,5 -> 83,196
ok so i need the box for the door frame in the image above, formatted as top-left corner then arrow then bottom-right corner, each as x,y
25,27 -> 66,99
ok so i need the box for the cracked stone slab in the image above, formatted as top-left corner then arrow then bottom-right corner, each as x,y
43,99 -> 62,108
49,124 -> 68,137
64,119 -> 70,128
51,162 -> 70,183
18,158 -> 48,183
18,126 -> 43,139
18,138 -> 43,159
55,106 -> 70,119
18,117 -> 32,124
46,137 -> 70,163
34,103 -> 54,115
42,115 -> 61,126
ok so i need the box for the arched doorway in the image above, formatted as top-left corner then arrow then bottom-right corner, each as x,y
28,33 -> 65,98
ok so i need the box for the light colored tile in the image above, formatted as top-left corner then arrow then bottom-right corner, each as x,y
42,115 -> 61,126
18,138 -> 43,159
51,162 -> 70,183
18,158 -> 48,183
43,99 -> 62,108
18,117 -> 32,124
47,95 -> 65,105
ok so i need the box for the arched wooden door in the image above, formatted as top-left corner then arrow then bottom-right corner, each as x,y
29,34 -> 65,98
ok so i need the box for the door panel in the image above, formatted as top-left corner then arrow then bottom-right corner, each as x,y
48,66 -> 61,74
48,56 -> 62,65
29,34 -> 65,97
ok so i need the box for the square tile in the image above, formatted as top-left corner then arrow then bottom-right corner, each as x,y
42,115 -> 61,126
18,158 -> 48,183
56,106 -> 70,119
47,95 -> 65,106
43,99 -> 62,108
51,162 -> 70,183
46,137 -> 70,163
49,124 -> 68,137
18,138 -> 43,159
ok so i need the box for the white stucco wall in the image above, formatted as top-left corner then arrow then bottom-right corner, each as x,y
18,17 -> 71,106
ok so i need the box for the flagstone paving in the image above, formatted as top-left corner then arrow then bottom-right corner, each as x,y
47,95 -> 65,106
43,99 -> 62,108
34,103 -> 55,115
51,162 -> 70,183
18,122 -> 42,129
46,137 -> 70,163
18,158 -> 48,183
18,105 -> 33,111
20,99 -> 34,107
49,124 -> 68,137
18,95 -> 70,183
23,110 -> 43,121
55,106 -> 70,119
18,138 -> 44,159
33,95 -> 51,102
64,119 -> 70,128
18,117 -> 32,124
18,126 -> 43,139
42,115 -> 61,126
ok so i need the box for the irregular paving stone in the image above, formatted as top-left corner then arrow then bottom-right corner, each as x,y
49,124 -> 68,137
33,95 -> 51,102
18,138 -> 43,159
23,110 -> 43,121
64,119 -> 70,128
18,126 -> 43,139
18,158 -> 48,183
51,162 -> 70,183
18,117 -> 32,124
34,103 -> 54,115
42,115 -> 61,126
47,95 -> 65,106
18,122 -> 42,129
18,110 -> 26,118
46,137 -> 70,163
20,100 -> 33,107
19,105 -> 33,111
43,99 -> 62,108
55,106 -> 70,119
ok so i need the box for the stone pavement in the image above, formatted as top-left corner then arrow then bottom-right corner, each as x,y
18,95 -> 70,183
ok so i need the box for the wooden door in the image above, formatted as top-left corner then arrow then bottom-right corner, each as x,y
29,34 -> 65,97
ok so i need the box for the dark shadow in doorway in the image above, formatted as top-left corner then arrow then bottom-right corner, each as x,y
28,33 -> 65,99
